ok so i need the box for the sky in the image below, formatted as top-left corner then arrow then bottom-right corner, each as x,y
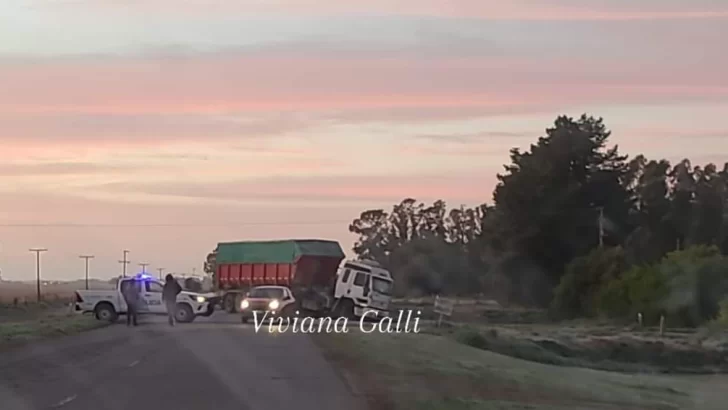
0,0 -> 727,281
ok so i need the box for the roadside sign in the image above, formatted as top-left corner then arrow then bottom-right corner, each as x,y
433,295 -> 455,326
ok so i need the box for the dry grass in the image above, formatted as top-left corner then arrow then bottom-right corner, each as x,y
0,280 -> 114,305
391,299 -> 728,374
313,300 -> 728,408
0,280 -> 113,348
316,330 -> 728,410
0,310 -> 109,350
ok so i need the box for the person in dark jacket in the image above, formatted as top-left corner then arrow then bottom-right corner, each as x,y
121,279 -> 141,327
163,274 -> 182,326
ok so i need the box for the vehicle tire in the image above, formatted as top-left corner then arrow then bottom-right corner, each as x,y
223,294 -> 236,313
175,303 -> 195,323
200,305 -> 215,317
94,303 -> 118,322
337,299 -> 355,319
281,303 -> 297,318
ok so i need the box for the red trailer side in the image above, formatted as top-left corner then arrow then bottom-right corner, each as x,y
214,240 -> 345,313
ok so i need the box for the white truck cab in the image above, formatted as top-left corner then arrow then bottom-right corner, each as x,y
333,260 -> 393,318
75,274 -> 213,323
236,260 -> 394,323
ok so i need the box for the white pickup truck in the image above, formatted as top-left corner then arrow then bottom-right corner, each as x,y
75,274 -> 214,323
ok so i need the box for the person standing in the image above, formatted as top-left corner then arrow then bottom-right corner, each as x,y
163,274 -> 182,326
122,279 -> 141,327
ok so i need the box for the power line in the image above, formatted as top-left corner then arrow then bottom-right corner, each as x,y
0,221 -> 350,227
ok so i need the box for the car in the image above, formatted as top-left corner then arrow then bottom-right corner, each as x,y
75,274 -> 213,323
239,285 -> 296,324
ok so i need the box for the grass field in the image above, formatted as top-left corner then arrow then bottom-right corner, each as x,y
317,330 -> 727,410
0,312 -> 108,350
0,281 -> 112,349
0,279 -> 114,305
393,298 -> 728,374
313,298 -> 728,409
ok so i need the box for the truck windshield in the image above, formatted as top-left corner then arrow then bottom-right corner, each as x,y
248,288 -> 284,299
371,278 -> 392,295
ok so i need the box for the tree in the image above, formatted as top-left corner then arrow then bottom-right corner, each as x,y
349,208 -> 393,265
347,114 -> 728,310
689,164 -> 726,247
349,198 -> 489,295
622,156 -> 674,264
203,247 -> 217,286
492,114 -> 632,286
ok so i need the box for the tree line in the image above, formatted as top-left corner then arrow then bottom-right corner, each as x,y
349,114 -> 728,326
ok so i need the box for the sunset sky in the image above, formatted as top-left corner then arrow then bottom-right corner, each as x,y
1,0 -> 727,281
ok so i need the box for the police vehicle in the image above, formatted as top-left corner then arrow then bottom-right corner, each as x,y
75,273 -> 213,323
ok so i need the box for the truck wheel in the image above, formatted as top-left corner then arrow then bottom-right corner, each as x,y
175,304 -> 195,323
281,304 -> 297,318
336,299 -> 355,319
94,303 -> 118,322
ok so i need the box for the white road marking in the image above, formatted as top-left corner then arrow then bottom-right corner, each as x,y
128,360 -> 140,367
53,395 -> 77,407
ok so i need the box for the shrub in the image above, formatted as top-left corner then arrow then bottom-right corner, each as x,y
595,264 -> 668,324
658,246 -> 728,327
551,246 -> 627,318
595,245 -> 728,327
716,298 -> 728,327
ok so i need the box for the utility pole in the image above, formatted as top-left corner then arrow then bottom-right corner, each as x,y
597,207 -> 605,247
157,267 -> 165,280
139,263 -> 149,274
29,248 -> 47,302
119,250 -> 130,277
79,255 -> 94,290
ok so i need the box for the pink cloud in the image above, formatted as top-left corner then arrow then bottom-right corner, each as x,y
89,173 -> 493,205
56,0 -> 728,21
1,54 -> 725,122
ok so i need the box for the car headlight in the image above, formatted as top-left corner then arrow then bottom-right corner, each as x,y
196,296 -> 206,303
241,299 -> 249,310
268,299 -> 279,310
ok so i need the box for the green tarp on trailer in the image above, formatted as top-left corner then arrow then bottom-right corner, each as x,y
216,239 -> 345,264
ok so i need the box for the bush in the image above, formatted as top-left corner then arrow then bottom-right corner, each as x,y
551,247 -> 627,318
658,246 -> 728,327
716,298 -> 728,327
595,245 -> 728,327
595,264 -> 668,324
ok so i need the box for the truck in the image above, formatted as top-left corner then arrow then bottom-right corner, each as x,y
75,273 -> 213,323
211,239 -> 394,320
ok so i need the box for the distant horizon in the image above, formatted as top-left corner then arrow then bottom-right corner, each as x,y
1,0 -> 727,281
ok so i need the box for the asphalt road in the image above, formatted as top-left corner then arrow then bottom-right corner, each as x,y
0,314 -> 367,410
